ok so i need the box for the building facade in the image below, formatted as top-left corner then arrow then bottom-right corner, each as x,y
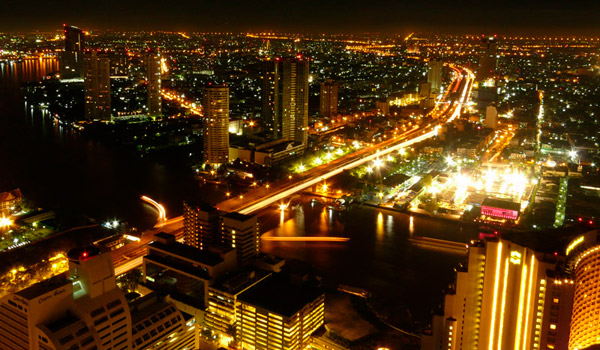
59,24 -> 85,79
220,212 -> 260,267
427,60 -> 443,96
146,52 -> 162,116
319,79 -> 338,118
203,84 -> 230,165
84,52 -> 111,121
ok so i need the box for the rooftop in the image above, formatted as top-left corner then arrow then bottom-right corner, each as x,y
222,212 -> 254,222
15,273 -> 70,300
482,198 -> 520,211
238,275 -> 324,318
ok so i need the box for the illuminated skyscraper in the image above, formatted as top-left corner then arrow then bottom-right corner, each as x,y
84,52 -> 111,121
263,57 -> 309,147
427,60 -> 443,95
146,52 -> 162,116
59,24 -> 85,79
280,57 -> 309,146
203,84 -> 230,165
567,231 -> 600,350
423,239 -> 560,350
183,201 -> 220,249
220,212 -> 260,267
319,79 -> 338,118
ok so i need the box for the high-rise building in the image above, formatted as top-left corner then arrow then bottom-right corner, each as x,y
422,239 -> 560,350
0,246 -> 188,350
319,79 -> 338,118
203,84 -> 230,165
262,57 -> 309,147
237,274 -> 324,350
146,52 -> 162,116
183,201 -> 220,249
59,24 -> 85,79
477,36 -> 498,82
567,230 -> 600,350
427,59 -> 443,95
280,57 -> 309,146
220,212 -> 260,267
261,58 -> 279,135
64,24 -> 85,52
84,52 -> 111,121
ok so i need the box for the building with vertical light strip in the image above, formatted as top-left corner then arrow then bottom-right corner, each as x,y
423,239 -> 559,350
183,201 -> 220,249
567,230 -> 600,350
319,79 -> 338,118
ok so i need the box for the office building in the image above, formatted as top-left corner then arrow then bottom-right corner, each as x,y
203,84 -> 230,165
261,58 -> 279,135
183,201 -> 220,249
84,52 -> 111,121
0,188 -> 22,216
427,59 -> 443,95
567,230 -> 600,350
237,273 -> 325,350
422,239 -> 559,350
220,212 -> 260,267
204,269 -> 271,347
320,79 -> 338,118
59,24 -> 85,79
146,51 -> 162,116
0,246 -> 187,350
477,36 -> 498,82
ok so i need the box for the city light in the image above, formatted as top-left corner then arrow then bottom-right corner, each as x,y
0,217 -> 12,228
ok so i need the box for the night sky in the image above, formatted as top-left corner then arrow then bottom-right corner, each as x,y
1,0 -> 599,34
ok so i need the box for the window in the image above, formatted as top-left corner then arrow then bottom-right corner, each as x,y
90,307 -> 104,318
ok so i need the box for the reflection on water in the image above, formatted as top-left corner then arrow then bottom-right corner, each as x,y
259,199 -> 479,323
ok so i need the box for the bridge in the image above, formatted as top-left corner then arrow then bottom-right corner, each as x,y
112,65 -> 475,274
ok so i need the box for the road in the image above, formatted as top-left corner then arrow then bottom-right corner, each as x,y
111,65 -> 474,275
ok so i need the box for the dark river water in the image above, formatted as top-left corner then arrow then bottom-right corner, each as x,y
0,59 -> 478,323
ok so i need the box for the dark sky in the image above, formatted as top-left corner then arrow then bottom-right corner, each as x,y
1,0 -> 599,35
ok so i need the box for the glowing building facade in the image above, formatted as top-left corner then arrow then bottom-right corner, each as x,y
84,52 -> 111,121
319,79 -> 338,118
423,239 -> 560,350
237,275 -> 324,350
203,84 -> 230,165
183,201 -> 220,250
146,51 -> 162,116
220,212 -> 260,267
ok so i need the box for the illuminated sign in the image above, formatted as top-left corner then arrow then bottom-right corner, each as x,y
566,236 -> 584,256
481,206 -> 519,220
510,251 -> 522,264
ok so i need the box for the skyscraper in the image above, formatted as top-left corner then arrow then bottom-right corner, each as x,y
477,36 -> 498,82
262,57 -> 309,147
59,24 -> 85,79
261,58 -> 279,136
220,212 -> 260,267
146,52 -> 162,116
427,59 -> 443,95
567,231 -> 600,350
203,84 -> 230,165
280,57 -> 309,146
319,79 -> 338,118
422,239 -> 559,350
84,52 -> 111,121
